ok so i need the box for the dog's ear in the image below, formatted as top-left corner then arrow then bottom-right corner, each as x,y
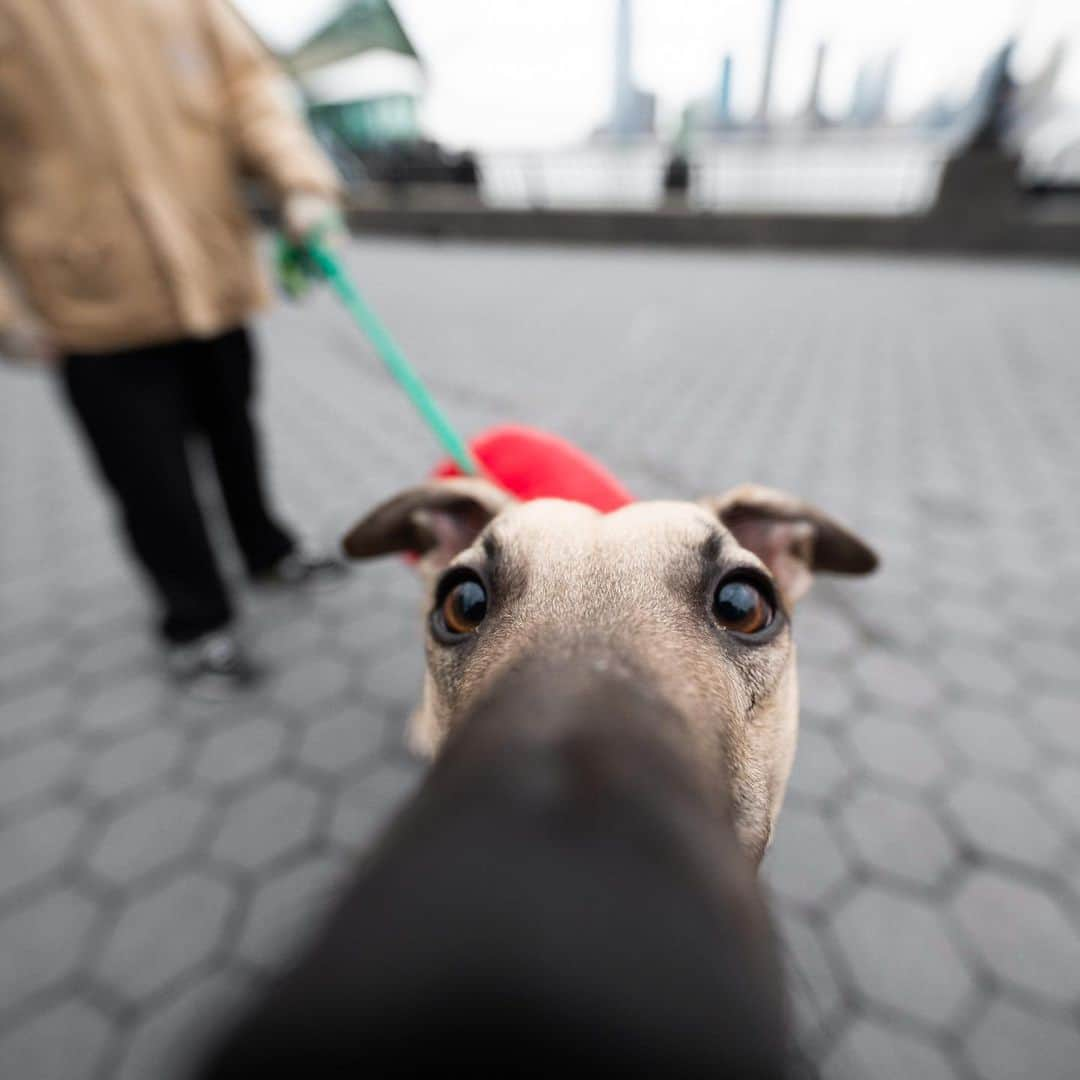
342,478 -> 514,573
699,484 -> 878,606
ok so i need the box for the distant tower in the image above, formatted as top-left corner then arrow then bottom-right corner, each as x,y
850,51 -> 896,127
876,50 -> 897,122
607,0 -> 655,139
755,0 -> 784,125
798,42 -> 827,128
711,54 -> 734,128
1015,39 -> 1067,117
612,0 -> 636,137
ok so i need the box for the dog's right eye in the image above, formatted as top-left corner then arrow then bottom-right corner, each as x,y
712,576 -> 774,637
433,574 -> 488,641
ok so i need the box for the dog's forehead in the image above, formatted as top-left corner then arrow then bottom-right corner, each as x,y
487,498 -> 732,568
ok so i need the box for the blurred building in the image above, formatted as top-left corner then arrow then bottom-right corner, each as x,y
269,1 -> 1080,219
288,1 -> 423,152
683,55 -> 736,136
597,0 -> 657,140
271,0 -> 478,187
849,52 -> 898,128
755,0 -> 784,126
797,43 -> 829,131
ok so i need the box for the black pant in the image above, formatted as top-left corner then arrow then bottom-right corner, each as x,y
62,327 -> 294,643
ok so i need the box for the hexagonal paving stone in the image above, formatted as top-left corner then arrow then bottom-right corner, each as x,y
857,587 -> 924,642
873,607 -> 930,652
83,727 -> 183,802
116,969 -> 253,1080
830,886 -> 976,1030
1013,639 -> 1080,689
0,737 -> 77,813
73,628 -> 154,681
763,809 -> 851,909
0,636 -> 64,692
839,788 -> 956,889
192,717 -> 286,789
937,646 -> 1020,702
0,890 -> 99,1014
270,655 -> 352,711
358,645 -> 425,710
235,855 -> 346,971
0,604 -> 52,652
255,618 -> 325,666
314,571 -> 369,619
939,704 -> 1038,778
797,663 -> 856,723
0,683 -> 70,744
849,714 -> 949,791
945,778 -> 1067,872
335,606 -> 400,657
66,585 -> 140,633
824,1016 -> 959,1080
1029,694 -> 1080,757
934,597 -> 1007,646
854,649 -> 941,712
929,552 -> 987,598
296,702 -> 383,775
78,673 -> 167,740
0,1000 -> 113,1080
773,908 -> 843,1046
792,605 -> 859,662
965,998 -> 1080,1080
0,804 -> 82,902
95,872 -> 235,1003
87,789 -> 211,887
950,870 -> 1080,1007
1044,765 -> 1080,833
328,763 -> 423,854
999,577 -> 1073,625
211,779 -> 322,873
785,728 -> 849,805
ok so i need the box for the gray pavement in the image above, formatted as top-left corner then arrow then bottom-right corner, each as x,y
1,239 -> 1079,1079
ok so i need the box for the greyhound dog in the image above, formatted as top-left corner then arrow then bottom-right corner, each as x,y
341,478 -> 878,862
198,479 -> 874,1076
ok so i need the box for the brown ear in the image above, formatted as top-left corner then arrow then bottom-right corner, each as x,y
342,478 -> 514,574
699,484 -> 878,605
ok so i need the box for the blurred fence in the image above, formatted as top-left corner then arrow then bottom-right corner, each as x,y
479,142 -> 668,210
478,130 -> 956,216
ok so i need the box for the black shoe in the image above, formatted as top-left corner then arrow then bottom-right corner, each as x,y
167,630 -> 262,695
253,551 -> 348,590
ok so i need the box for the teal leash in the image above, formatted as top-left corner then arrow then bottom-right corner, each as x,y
277,234 -> 481,478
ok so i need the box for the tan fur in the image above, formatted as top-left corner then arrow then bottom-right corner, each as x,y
343,485 -> 877,864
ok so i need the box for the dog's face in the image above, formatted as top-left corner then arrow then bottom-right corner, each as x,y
343,480 -> 876,861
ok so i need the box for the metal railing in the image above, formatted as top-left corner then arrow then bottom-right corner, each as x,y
477,130 -> 956,217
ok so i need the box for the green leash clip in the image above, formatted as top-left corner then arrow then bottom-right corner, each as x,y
276,233 -> 481,478
276,235 -> 315,301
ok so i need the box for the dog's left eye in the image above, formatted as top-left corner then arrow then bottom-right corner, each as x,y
433,574 -> 488,640
713,577 -> 774,636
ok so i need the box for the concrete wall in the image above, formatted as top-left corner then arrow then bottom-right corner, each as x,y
343,194 -> 1080,260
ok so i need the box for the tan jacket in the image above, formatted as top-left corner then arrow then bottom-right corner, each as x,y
0,0 -> 340,351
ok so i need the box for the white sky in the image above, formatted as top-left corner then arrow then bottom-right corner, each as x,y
235,0 -> 1080,149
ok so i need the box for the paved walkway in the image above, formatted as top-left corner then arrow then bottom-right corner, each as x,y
1,240 -> 1079,1079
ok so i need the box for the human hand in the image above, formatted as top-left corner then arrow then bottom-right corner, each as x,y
282,192 -> 345,248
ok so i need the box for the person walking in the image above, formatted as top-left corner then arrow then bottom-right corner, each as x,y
0,0 -> 346,686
